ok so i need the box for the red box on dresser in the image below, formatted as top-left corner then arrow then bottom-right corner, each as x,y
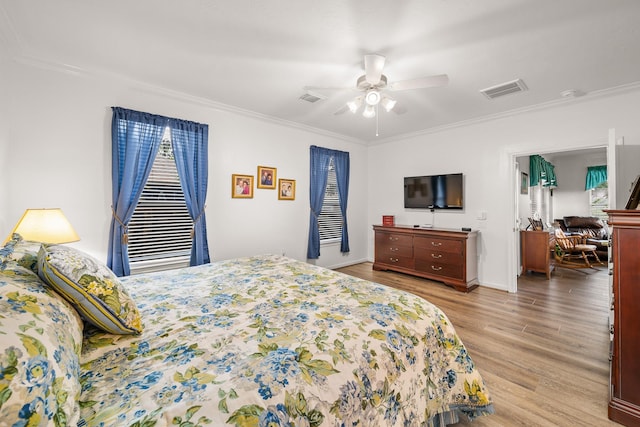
382,215 -> 395,226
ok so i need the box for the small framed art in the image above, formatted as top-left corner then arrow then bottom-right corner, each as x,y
278,179 -> 296,200
520,172 -> 529,195
232,174 -> 254,198
257,166 -> 277,189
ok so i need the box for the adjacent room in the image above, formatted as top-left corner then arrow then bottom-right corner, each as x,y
2,1 -> 640,426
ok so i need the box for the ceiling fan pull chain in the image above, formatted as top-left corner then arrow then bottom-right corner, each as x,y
376,104 -> 379,137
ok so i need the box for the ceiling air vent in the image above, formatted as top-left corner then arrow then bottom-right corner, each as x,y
480,79 -> 528,100
299,91 -> 327,103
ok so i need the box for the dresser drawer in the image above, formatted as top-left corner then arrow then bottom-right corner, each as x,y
415,249 -> 462,265
376,232 -> 413,248
415,259 -> 463,280
414,236 -> 462,255
375,255 -> 415,270
377,244 -> 413,258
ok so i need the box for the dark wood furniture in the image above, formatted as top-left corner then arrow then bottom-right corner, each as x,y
520,230 -> 554,279
373,224 -> 478,292
607,210 -> 640,426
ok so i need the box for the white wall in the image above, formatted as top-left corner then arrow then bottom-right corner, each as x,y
2,60 -> 369,269
6,57 -> 640,290
368,89 -> 640,290
0,47 -> 9,235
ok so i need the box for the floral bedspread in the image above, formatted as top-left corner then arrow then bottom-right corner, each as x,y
78,255 -> 493,426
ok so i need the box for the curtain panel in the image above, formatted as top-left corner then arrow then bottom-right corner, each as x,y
529,154 -> 558,188
307,145 -> 350,259
585,165 -> 607,190
108,107 -> 165,276
169,118 -> 211,266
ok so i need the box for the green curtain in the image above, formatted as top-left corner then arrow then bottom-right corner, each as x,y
529,155 -> 557,188
585,165 -> 607,190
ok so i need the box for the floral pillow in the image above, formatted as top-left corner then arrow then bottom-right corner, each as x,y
0,264 -> 83,425
37,244 -> 143,335
0,233 -> 41,272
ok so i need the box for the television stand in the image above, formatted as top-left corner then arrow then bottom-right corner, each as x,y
373,224 -> 479,292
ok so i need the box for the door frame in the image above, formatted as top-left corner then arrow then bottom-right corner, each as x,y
505,131 -> 616,293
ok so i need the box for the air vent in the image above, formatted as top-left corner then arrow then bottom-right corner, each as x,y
480,79 -> 528,99
299,91 -> 327,103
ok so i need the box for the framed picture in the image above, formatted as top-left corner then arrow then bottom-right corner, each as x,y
278,179 -> 296,200
232,174 -> 254,198
625,175 -> 640,209
520,172 -> 529,195
257,166 -> 277,189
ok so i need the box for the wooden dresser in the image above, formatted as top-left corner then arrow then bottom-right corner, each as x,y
607,210 -> 640,426
373,225 -> 479,292
520,230 -> 554,279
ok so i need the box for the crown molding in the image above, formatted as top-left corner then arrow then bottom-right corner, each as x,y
10,53 -> 367,146
369,81 -> 640,146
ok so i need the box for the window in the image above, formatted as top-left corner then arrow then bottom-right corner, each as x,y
307,145 -> 350,259
318,159 -> 342,242
127,128 -> 192,274
530,183 -> 553,227
589,181 -> 608,220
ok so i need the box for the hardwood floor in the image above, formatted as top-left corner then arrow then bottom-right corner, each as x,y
335,263 -> 619,426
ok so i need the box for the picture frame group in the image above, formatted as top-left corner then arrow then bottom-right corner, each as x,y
231,166 -> 295,200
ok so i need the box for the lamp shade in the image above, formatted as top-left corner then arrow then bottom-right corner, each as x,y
5,208 -> 80,244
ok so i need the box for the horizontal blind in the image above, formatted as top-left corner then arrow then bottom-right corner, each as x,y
319,160 -> 342,241
128,136 -> 192,274
589,183 -> 608,220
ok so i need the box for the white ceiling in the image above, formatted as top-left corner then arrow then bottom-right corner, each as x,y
2,0 -> 640,143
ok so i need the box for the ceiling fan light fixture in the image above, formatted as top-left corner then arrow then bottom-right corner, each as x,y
380,96 -> 396,112
365,89 -> 381,106
362,104 -> 376,118
347,96 -> 362,113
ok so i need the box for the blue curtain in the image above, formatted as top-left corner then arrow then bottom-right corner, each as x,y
333,149 -> 350,253
108,107 -> 165,276
307,145 -> 350,259
169,117 -> 211,266
585,165 -> 607,190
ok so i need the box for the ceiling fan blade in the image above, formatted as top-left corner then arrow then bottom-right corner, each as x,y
389,74 -> 449,91
391,104 -> 408,115
364,54 -> 385,85
303,85 -> 351,92
334,104 -> 350,115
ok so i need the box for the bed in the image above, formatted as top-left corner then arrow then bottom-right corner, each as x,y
1,234 -> 493,426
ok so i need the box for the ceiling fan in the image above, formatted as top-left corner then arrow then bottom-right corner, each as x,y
306,54 -> 449,118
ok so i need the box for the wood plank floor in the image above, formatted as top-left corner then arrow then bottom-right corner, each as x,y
335,263 -> 619,427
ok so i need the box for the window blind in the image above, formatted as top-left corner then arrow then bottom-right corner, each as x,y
318,160 -> 342,241
128,137 -> 192,274
589,182 -> 608,220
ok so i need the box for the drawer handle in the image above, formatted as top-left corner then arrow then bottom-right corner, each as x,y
431,253 -> 442,259
431,265 -> 443,271
388,236 -> 399,241
431,241 -> 442,247
389,247 -> 398,252
389,258 -> 399,263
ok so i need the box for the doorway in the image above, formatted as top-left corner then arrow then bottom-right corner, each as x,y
508,143 -> 612,293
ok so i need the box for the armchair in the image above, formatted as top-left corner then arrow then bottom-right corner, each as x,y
554,228 -> 604,269
555,216 -> 609,259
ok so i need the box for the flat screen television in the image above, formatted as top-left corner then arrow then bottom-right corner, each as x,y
404,173 -> 464,209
